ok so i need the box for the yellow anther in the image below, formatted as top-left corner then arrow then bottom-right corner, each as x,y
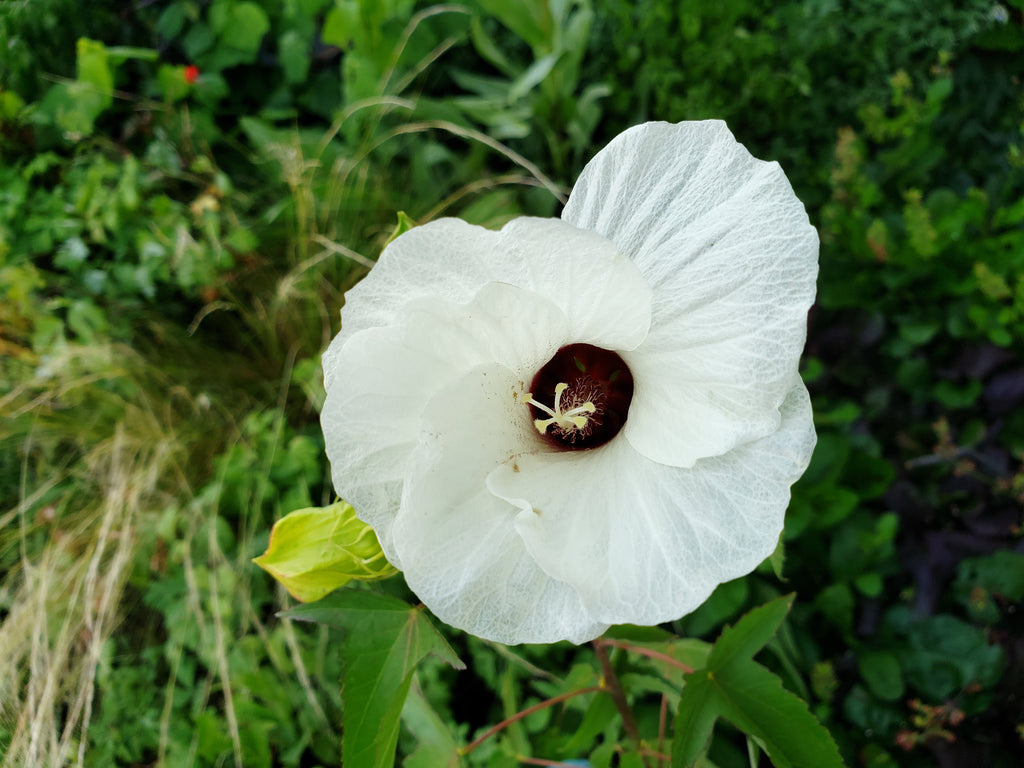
525,382 -> 596,435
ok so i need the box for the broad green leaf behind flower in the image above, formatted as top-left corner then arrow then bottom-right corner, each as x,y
283,591 -> 464,768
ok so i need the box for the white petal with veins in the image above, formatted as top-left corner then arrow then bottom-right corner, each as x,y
323,217 -> 651,392
563,121 -> 817,467
396,362 -> 607,644
488,381 -> 814,626
321,281 -> 572,563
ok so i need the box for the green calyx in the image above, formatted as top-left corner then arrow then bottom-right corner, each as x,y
253,500 -> 397,603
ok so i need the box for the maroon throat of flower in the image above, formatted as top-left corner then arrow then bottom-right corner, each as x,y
524,343 -> 634,451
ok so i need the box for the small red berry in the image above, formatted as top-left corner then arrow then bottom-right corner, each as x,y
184,65 -> 199,84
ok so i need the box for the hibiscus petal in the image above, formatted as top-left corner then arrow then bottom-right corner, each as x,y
325,219 -> 527,370
324,218 -> 652,389
320,281 -> 571,564
562,120 -> 818,466
395,362 -> 608,644
499,217 -> 652,350
488,381 -> 815,627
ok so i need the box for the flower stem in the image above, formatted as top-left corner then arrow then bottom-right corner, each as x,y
596,638 -> 695,674
516,757 -> 593,767
592,640 -> 650,768
658,694 -> 669,762
460,685 -> 604,756
640,746 -> 672,763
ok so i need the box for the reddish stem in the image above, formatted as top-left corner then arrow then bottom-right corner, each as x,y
658,693 -> 669,760
596,638 -> 695,674
640,747 -> 672,763
460,685 -> 604,755
593,640 -> 650,768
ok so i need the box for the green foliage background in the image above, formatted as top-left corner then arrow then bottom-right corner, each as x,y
1,0 -> 1023,766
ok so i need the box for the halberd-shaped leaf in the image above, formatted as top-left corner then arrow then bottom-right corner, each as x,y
253,501 -> 397,602
673,595 -> 845,768
707,593 -> 794,669
284,591 -> 464,768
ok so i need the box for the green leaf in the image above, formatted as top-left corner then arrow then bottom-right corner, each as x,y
0,90 -> 25,122
402,680 -> 462,768
253,501 -> 398,602
157,2 -> 186,38
34,38 -> 116,137
284,591 -> 464,768
671,672 -> 719,767
853,571 -> 884,598
385,211 -> 417,246
76,38 -> 114,105
672,596 -> 845,768
954,550 -> 1024,623
684,578 -> 750,637
711,663 -> 844,768
858,651 -> 904,702
707,594 -> 793,669
815,583 -> 855,634
890,610 -> 1006,700
279,30 -> 311,84
768,534 -> 786,581
157,64 -> 191,103
212,1 -> 270,53
473,0 -> 549,50
105,46 -> 159,63
558,691 -> 618,756
674,662 -> 845,768
343,51 -> 379,102
322,1 -> 361,48
507,53 -> 559,101
469,14 -> 515,76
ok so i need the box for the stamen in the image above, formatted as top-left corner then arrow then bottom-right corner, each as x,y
526,343 -> 633,451
525,382 -> 597,436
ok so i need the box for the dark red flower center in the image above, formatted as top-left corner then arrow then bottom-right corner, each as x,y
525,343 -> 634,451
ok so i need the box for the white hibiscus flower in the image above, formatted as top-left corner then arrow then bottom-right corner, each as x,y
320,121 -> 818,645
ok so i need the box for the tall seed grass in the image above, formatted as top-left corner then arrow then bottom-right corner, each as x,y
0,343 -> 214,766
0,6 -> 569,762
0,339 -> 338,767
